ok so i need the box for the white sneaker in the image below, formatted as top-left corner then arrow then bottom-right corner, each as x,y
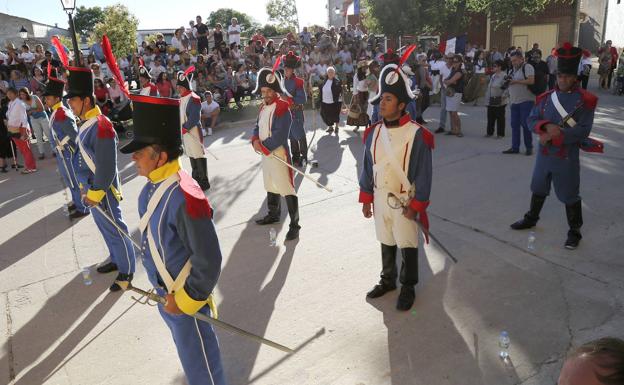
207,127 -> 213,136
202,128 -> 207,137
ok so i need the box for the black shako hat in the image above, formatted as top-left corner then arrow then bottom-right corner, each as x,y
282,51 -> 301,69
43,68 -> 65,97
63,66 -> 94,99
120,95 -> 181,154
555,42 -> 582,76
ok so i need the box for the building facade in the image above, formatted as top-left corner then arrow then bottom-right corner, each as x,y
0,12 -> 69,50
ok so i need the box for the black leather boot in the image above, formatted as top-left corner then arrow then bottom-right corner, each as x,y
367,244 -> 398,298
189,157 -> 199,182
109,273 -> 133,292
255,192 -> 281,225
285,195 -> 300,240
396,248 -> 418,310
299,137 -> 308,165
290,139 -> 301,166
196,158 -> 211,191
96,262 -> 118,274
511,194 -> 547,230
565,200 -> 583,250
396,286 -> 416,311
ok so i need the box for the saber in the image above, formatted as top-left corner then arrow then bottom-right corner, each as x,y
388,192 -> 458,264
55,146 -> 75,189
185,130 -> 219,160
89,204 -> 142,251
256,150 -> 332,192
127,284 -> 295,354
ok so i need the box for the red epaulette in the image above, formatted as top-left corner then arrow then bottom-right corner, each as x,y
420,126 -> 435,150
294,77 -> 304,89
578,88 -> 598,110
535,89 -> 555,106
55,107 -> 67,122
96,115 -> 115,139
274,98 -> 290,117
178,170 -> 212,219
362,121 -> 381,143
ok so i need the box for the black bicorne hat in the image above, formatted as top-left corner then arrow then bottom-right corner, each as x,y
120,95 -> 181,154
555,42 -> 582,76
253,67 -> 291,96
63,66 -> 94,99
176,66 -> 195,91
369,64 -> 416,106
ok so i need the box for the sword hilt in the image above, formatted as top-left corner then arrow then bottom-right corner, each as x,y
127,284 -> 167,305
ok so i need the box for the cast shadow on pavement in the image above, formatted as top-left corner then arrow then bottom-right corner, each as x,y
0,271 -> 122,384
217,196 -> 298,384
309,132 -> 344,187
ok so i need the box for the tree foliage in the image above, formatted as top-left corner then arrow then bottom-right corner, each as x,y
258,24 -> 291,38
91,4 -> 139,57
266,0 -> 300,31
363,0 -> 570,36
73,6 -> 104,37
207,8 -> 259,36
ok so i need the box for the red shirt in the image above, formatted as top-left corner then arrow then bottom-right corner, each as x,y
157,80 -> 173,97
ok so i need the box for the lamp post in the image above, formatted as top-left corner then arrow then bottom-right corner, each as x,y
19,26 -> 28,41
60,0 -> 81,66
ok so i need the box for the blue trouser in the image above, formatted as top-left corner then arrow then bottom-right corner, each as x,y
510,101 -> 534,151
288,109 -> 305,140
530,154 -> 581,205
439,90 -> 447,128
57,149 -> 88,213
157,296 -> 226,385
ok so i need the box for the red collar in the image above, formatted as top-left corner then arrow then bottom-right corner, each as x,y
180,89 -> 192,97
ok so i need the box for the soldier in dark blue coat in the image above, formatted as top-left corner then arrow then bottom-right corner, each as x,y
511,43 -> 600,250
121,95 -> 226,385
281,51 -> 308,167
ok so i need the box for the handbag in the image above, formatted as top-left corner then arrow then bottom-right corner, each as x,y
445,86 -> 456,97
347,96 -> 362,119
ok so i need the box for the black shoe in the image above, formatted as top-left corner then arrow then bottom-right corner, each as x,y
502,148 -> 519,154
434,127 -> 445,134
366,283 -> 397,299
564,229 -> 582,250
396,286 -> 416,311
69,210 -> 89,220
96,262 -> 118,274
525,149 -> 533,156
510,194 -> 546,230
285,226 -> 299,241
11,164 -> 23,169
109,273 -> 133,292
38,154 -> 45,160
67,202 -> 77,211
326,127 -> 334,133
255,215 -> 280,225
0,166 -> 7,173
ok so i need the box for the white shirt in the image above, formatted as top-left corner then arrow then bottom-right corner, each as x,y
228,24 -> 241,45
171,36 -> 185,52
201,100 -> 220,116
322,79 -> 335,104
150,64 -> 166,79
19,52 -> 35,64
7,99 -> 29,129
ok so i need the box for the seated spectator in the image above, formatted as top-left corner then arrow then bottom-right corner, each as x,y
150,56 -> 166,79
33,44 -> 45,66
251,30 -> 266,46
234,63 -> 251,100
200,91 -> 220,136
8,70 -> 29,91
265,40 -> 275,57
91,62 -> 104,82
558,337 -> 624,385
155,72 -> 173,97
29,66 -> 45,97
93,78 -> 110,115
18,44 -> 35,67
171,28 -> 186,53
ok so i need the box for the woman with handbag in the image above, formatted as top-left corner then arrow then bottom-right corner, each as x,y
348,59 -> 370,131
485,60 -> 508,138
443,55 -> 465,137
5,87 -> 36,173
319,66 -> 343,133
18,87 -> 50,160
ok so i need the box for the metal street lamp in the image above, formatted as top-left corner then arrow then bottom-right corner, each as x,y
19,26 -> 28,40
60,0 -> 81,66
334,7 -> 341,15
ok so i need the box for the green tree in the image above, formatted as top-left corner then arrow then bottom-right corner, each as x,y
259,24 -> 291,38
207,8 -> 259,37
91,4 -> 139,57
73,6 -> 104,37
266,0 -> 300,31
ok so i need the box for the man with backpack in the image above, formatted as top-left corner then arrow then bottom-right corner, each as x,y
502,51 -> 536,156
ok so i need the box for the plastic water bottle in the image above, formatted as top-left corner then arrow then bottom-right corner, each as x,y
527,231 -> 536,250
499,331 -> 510,361
62,204 -> 70,216
269,228 -> 277,247
81,267 -> 93,286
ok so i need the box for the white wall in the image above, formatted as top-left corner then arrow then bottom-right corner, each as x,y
605,0 -> 624,48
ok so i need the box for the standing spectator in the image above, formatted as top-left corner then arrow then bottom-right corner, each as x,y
432,53 -> 453,134
5,87 -> 36,173
0,90 -> 16,172
484,60 -> 508,138
195,16 -> 209,54
171,28 -> 186,53
155,72 -> 173,97
502,51 -> 535,155
212,23 -> 224,49
200,91 -> 220,136
343,56 -> 354,91
546,48 -> 558,90
578,50 -> 592,90
228,18 -> 241,47
598,47 -> 612,90
187,20 -> 197,50
19,87 -> 49,159
155,33 -> 167,61
299,26 -> 312,49
443,55 -> 465,137
599,40 -> 619,89
526,43 -> 542,59
366,60 -> 380,119
33,44 -> 45,66
528,51 -> 549,95
89,41 -> 105,62
319,66 -> 342,133
490,46 -> 503,63
348,59 -> 370,131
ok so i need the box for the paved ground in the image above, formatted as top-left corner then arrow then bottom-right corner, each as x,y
0,80 -> 622,385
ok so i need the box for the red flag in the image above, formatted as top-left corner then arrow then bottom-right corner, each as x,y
51,36 -> 69,67
101,35 -> 129,98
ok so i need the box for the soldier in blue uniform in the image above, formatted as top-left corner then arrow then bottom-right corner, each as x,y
176,67 -> 210,191
120,94 -> 226,385
359,60 -> 434,311
511,43 -> 599,250
42,69 -> 89,219
252,66 -> 301,241
65,64 -> 136,291
137,59 -> 159,96
281,51 -> 308,167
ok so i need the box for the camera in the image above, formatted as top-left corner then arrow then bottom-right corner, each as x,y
501,74 -> 513,90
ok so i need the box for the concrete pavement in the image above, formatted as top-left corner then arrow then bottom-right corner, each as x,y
0,82 -> 623,385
